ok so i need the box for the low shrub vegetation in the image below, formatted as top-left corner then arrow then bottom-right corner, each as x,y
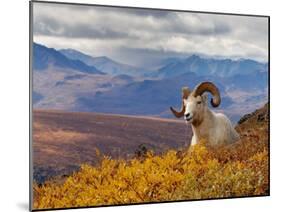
33,135 -> 268,209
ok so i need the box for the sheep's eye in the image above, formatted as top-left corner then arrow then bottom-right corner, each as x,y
197,101 -> 202,105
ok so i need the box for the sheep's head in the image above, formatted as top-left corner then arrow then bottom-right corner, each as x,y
170,82 -> 221,125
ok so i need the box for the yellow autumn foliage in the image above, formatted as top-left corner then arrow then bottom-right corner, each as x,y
33,136 -> 269,210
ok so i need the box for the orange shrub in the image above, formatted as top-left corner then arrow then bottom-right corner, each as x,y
33,136 -> 269,209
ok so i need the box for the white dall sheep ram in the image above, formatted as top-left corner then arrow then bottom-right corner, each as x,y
170,81 -> 239,146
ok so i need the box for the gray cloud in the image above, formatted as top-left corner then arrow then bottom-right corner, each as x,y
114,7 -> 172,18
33,2 -> 268,66
35,16 -> 130,39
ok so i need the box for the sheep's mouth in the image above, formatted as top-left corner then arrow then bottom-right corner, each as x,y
185,116 -> 193,122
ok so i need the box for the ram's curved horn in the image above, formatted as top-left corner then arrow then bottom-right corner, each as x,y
182,87 -> 190,99
193,82 -> 221,107
170,87 -> 191,118
170,105 -> 185,118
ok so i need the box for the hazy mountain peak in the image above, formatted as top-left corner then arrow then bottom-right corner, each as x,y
157,54 -> 268,78
33,43 -> 104,74
59,48 -> 149,76
188,54 -> 200,60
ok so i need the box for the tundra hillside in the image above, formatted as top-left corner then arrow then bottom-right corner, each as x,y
33,103 -> 269,209
32,111 -> 191,183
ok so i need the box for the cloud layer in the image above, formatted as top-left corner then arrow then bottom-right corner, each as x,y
33,2 -> 268,67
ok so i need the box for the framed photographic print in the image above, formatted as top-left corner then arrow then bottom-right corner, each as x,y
30,0 -> 269,211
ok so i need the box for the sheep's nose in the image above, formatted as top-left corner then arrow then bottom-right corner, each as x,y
185,113 -> 190,118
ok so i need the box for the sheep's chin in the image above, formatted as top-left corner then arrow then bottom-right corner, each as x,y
184,116 -> 193,123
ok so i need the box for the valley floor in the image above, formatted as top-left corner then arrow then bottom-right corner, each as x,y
33,109 -> 191,183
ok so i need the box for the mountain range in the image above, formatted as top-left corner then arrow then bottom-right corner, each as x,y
33,43 -> 104,74
32,42 -> 268,123
157,55 -> 267,78
59,48 -> 150,77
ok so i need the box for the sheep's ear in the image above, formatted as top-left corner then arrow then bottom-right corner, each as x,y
201,93 -> 208,105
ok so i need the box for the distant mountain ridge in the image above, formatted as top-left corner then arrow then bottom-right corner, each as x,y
157,55 -> 267,78
59,48 -> 149,76
76,70 -> 267,122
33,43 -> 104,74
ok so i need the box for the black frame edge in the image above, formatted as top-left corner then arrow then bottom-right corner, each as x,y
29,1 -> 34,211
31,0 -> 270,18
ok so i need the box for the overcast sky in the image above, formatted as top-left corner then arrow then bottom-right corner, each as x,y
33,2 -> 269,67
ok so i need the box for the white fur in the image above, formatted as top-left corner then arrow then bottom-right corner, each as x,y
184,94 -> 239,146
